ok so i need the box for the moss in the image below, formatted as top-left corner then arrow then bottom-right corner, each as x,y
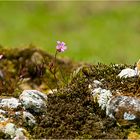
31,63 -> 140,139
0,46 -> 140,139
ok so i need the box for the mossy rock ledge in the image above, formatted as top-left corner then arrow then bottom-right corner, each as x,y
0,47 -> 140,139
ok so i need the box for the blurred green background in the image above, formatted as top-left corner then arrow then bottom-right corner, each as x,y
0,1 -> 140,64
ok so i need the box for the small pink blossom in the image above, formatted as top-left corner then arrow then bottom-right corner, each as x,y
56,41 -> 67,52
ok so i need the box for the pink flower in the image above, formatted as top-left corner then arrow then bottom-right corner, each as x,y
56,41 -> 67,52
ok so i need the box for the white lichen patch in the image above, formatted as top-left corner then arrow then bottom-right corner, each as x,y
118,68 -> 138,78
123,112 -> 136,121
0,98 -> 21,109
91,87 -> 112,110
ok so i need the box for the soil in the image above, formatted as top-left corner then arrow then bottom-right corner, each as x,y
0,47 -> 140,139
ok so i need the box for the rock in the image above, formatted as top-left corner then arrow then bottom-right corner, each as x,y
13,135 -> 28,140
0,98 -> 21,110
118,68 -> 138,78
19,90 -> 47,113
14,128 -> 29,140
106,96 -> 140,122
23,111 -> 36,127
0,121 -> 29,139
31,52 -> 44,65
91,87 -> 112,110
4,123 -> 16,138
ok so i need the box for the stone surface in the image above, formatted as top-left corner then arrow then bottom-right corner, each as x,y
91,87 -> 112,110
0,121 -> 29,139
4,123 -> 16,138
118,68 -> 138,78
14,128 -> 29,140
19,90 -> 47,113
0,90 -> 47,138
106,96 -> 140,121
0,98 -> 21,110
23,111 -> 36,127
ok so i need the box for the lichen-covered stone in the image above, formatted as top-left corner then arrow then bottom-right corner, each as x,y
4,123 -> 16,138
19,90 -> 47,113
0,121 -> 29,139
23,111 -> 36,127
0,98 -> 21,110
118,68 -> 138,78
14,128 -> 29,140
106,96 -> 140,122
91,87 -> 112,110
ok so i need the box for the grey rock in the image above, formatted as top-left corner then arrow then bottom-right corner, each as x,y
4,123 -> 17,138
106,96 -> 140,121
118,68 -> 138,78
23,111 -> 36,127
19,90 -> 47,113
0,98 -> 21,110
91,87 -> 112,110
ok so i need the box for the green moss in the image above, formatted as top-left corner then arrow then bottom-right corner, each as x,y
0,47 -> 139,139
32,63 -> 140,139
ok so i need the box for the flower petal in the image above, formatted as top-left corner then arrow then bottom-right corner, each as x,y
61,42 -> 66,46
57,41 -> 61,44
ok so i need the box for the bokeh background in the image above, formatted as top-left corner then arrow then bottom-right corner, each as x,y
0,1 -> 140,64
